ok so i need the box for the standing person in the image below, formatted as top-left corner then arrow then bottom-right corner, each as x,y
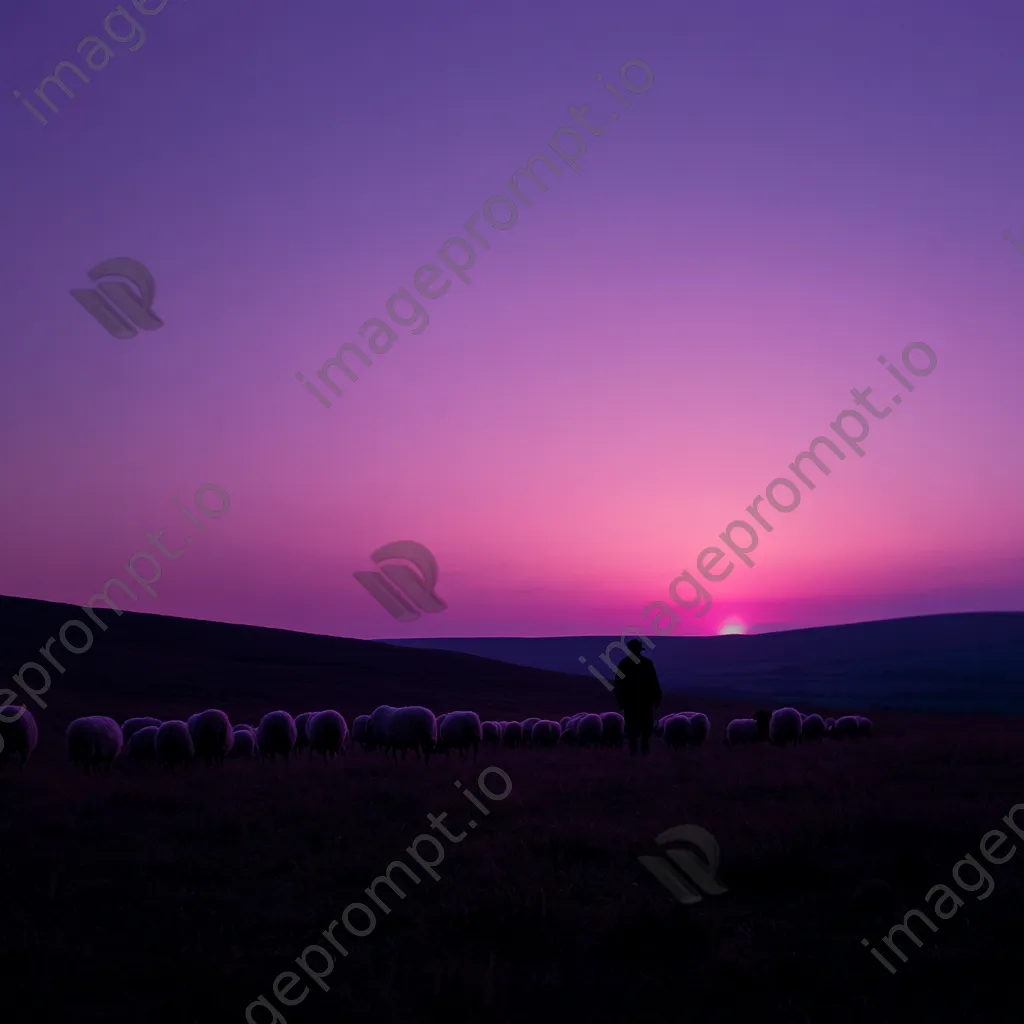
613,638 -> 663,757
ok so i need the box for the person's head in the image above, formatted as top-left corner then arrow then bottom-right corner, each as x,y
627,638 -> 645,656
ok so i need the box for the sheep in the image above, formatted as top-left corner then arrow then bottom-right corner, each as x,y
531,720 -> 562,748
662,714 -> 691,750
352,714 -> 371,751
576,713 -> 603,748
800,713 -> 826,740
559,715 -> 572,731
653,715 -> 669,739
725,718 -> 761,746
856,716 -> 873,738
385,706 -> 438,764
501,721 -> 523,749
600,712 -> 625,747
121,717 -> 162,743
126,725 -> 159,763
294,712 -> 315,753
308,710 -> 348,762
481,721 -> 503,746
188,709 -> 235,765
228,728 -> 258,759
439,711 -> 482,759
155,720 -> 194,768
769,707 -> 803,748
0,706 -> 39,767
257,710 -> 298,760
687,713 -> 710,746
66,716 -> 123,774
520,717 -> 540,746
368,705 -> 398,757
235,724 -> 257,735
824,717 -> 836,731
831,715 -> 860,740
431,714 -> 451,753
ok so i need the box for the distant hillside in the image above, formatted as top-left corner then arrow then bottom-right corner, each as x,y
384,613 -> 1024,714
0,594 -> 597,726
1,596 -> 1021,715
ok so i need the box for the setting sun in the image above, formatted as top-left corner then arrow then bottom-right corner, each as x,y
719,622 -> 747,635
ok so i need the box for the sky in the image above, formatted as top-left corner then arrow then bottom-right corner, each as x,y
1,0 -> 1022,643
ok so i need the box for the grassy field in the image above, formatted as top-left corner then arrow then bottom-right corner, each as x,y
3,677 -> 1023,1024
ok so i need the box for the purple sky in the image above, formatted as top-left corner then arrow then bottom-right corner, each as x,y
1,0 -> 1022,642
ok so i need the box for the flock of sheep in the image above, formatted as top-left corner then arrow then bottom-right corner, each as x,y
718,708 -> 873,747
0,702 -> 874,774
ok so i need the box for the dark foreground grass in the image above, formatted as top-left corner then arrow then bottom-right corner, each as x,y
3,687 -> 1023,1024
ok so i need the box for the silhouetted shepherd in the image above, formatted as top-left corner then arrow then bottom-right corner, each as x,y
613,638 -> 663,756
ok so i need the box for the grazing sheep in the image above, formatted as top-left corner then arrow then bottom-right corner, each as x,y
432,714 -> 450,752
769,707 -> 803,747
439,711 -> 482,759
824,717 -> 836,730
235,724 -> 256,735
687,713 -> 710,746
725,718 -> 761,746
520,717 -> 540,746
308,710 -> 348,762
559,715 -> 572,731
565,712 -> 589,737
434,714 -> 450,750
800,713 -> 826,740
228,728 -> 258,759
856,716 -> 873,738
662,714 -> 691,750
188,709 -> 235,765
481,721 -> 503,746
257,710 -> 299,760
576,714 -> 603,748
352,714 -> 371,751
501,721 -> 523,749
66,716 -> 123,774
126,725 -> 159,763
155,720 -> 194,768
386,706 -> 438,764
831,715 -> 860,740
121,717 -> 162,743
0,706 -> 39,767
600,712 -> 625,747
368,705 -> 398,756
531,720 -> 561,748
294,712 -> 315,753
653,715 -> 669,739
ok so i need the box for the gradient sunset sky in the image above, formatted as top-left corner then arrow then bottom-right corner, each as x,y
1,0 -> 1022,642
